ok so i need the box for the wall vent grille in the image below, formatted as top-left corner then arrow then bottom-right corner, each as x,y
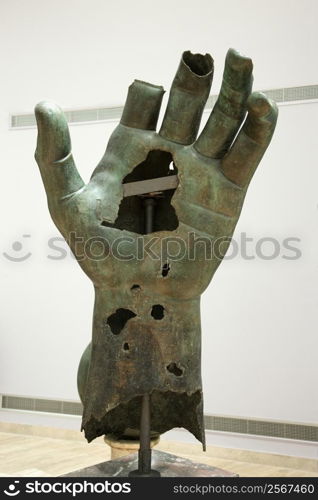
10,84 -> 318,129
10,106 -> 124,129
1,395 -> 83,416
1,394 -> 317,442
204,415 -> 318,442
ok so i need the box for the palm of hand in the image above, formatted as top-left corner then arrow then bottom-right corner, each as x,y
35,49 -> 277,299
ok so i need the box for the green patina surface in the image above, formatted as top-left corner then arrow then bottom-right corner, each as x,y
35,49 -> 278,448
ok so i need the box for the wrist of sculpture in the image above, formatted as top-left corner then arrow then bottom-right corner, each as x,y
79,286 -> 206,449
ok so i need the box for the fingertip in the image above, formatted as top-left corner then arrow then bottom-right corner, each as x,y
224,48 -> 253,91
34,101 -> 69,138
132,79 -> 164,93
244,93 -> 278,146
226,48 -> 253,71
247,92 -> 278,120
120,79 -> 165,130
35,101 -> 63,121
34,101 -> 71,163
182,50 -> 214,77
35,100 -> 60,113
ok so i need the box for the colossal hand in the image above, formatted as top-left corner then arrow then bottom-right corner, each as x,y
35,49 -> 278,447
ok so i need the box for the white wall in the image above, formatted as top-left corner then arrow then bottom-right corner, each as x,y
0,0 -> 317,425
202,101 -> 318,423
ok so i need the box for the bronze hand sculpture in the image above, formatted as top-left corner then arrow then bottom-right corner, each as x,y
35,49 -> 278,449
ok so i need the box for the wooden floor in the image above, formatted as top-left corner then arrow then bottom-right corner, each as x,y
0,429 -> 317,477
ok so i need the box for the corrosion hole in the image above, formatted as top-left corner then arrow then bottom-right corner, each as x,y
166,362 -> 183,377
131,284 -> 140,291
123,342 -> 130,351
151,304 -> 164,320
101,151 -> 179,234
106,308 -> 136,335
162,262 -> 170,277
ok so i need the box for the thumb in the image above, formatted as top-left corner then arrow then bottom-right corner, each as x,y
35,101 -> 84,200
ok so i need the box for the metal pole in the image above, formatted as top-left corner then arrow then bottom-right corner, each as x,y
144,197 -> 156,234
138,393 -> 152,473
128,196 -> 160,477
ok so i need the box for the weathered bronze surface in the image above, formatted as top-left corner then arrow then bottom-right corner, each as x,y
35,49 -> 278,449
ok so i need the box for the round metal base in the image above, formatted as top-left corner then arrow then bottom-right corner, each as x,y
128,469 -> 161,477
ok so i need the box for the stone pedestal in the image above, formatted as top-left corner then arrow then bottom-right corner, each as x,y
104,433 -> 160,460
62,450 -> 237,477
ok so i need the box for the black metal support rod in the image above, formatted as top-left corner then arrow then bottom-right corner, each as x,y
128,196 -> 160,477
144,197 -> 156,234
138,393 -> 151,473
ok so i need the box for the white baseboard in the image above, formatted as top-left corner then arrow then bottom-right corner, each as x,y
164,428 -> 318,460
1,409 -> 317,460
0,409 -> 81,431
